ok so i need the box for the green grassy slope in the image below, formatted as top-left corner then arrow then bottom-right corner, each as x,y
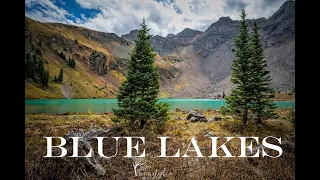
25,16 -> 178,99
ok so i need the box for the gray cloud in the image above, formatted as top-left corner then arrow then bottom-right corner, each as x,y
25,0 -> 291,37
263,0 -> 281,7
261,0 -> 286,10
184,18 -> 192,22
224,0 -> 248,13
148,5 -> 162,24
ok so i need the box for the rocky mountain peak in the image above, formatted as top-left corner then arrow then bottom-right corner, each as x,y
176,28 -> 202,38
217,16 -> 233,23
268,0 -> 295,22
153,35 -> 165,39
121,29 -> 139,42
129,29 -> 139,34
205,16 -> 237,32
280,0 -> 295,11
166,33 -> 175,38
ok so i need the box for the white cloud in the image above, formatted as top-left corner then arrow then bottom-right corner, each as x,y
26,0 -> 288,37
25,0 -> 76,25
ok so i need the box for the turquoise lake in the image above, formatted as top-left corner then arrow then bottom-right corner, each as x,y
25,99 -> 295,114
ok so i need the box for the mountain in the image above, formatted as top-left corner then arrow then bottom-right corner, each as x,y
118,1 -> 294,98
120,29 -> 139,42
25,0 -> 295,99
121,28 -> 202,56
25,17 -> 179,99
166,28 -> 202,46
155,0 -> 295,97
188,0 -> 295,97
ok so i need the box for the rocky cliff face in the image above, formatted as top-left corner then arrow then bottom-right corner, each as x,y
123,0 -> 295,97
167,28 -> 202,46
122,28 -> 202,56
120,29 -> 139,43
191,0 -> 295,95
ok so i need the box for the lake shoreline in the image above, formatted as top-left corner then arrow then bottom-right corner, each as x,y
25,99 -> 295,114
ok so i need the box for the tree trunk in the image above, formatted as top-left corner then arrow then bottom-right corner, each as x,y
243,109 -> 248,126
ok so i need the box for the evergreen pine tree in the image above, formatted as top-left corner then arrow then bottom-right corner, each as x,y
222,10 -> 252,126
25,52 -> 33,79
67,57 -> 76,68
58,68 -> 63,83
40,70 -> 49,88
36,48 -> 42,57
248,21 -> 277,123
25,52 -> 50,88
72,59 -> 76,68
36,57 -> 44,82
53,75 -> 58,82
59,51 -> 66,60
113,19 -> 169,130
44,70 -> 49,87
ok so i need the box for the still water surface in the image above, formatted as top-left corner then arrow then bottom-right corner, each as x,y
25,99 -> 295,114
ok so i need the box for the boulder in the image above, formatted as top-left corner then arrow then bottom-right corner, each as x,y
199,118 -> 208,123
186,110 -> 207,122
214,116 -> 222,121
204,131 -> 216,137
190,116 -> 197,122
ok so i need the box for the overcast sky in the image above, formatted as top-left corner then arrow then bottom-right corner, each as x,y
25,0 -> 289,37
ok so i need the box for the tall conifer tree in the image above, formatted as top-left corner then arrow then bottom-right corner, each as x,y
58,68 -> 63,83
223,10 -> 252,126
222,11 -> 277,126
248,21 -> 277,123
113,19 -> 169,129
